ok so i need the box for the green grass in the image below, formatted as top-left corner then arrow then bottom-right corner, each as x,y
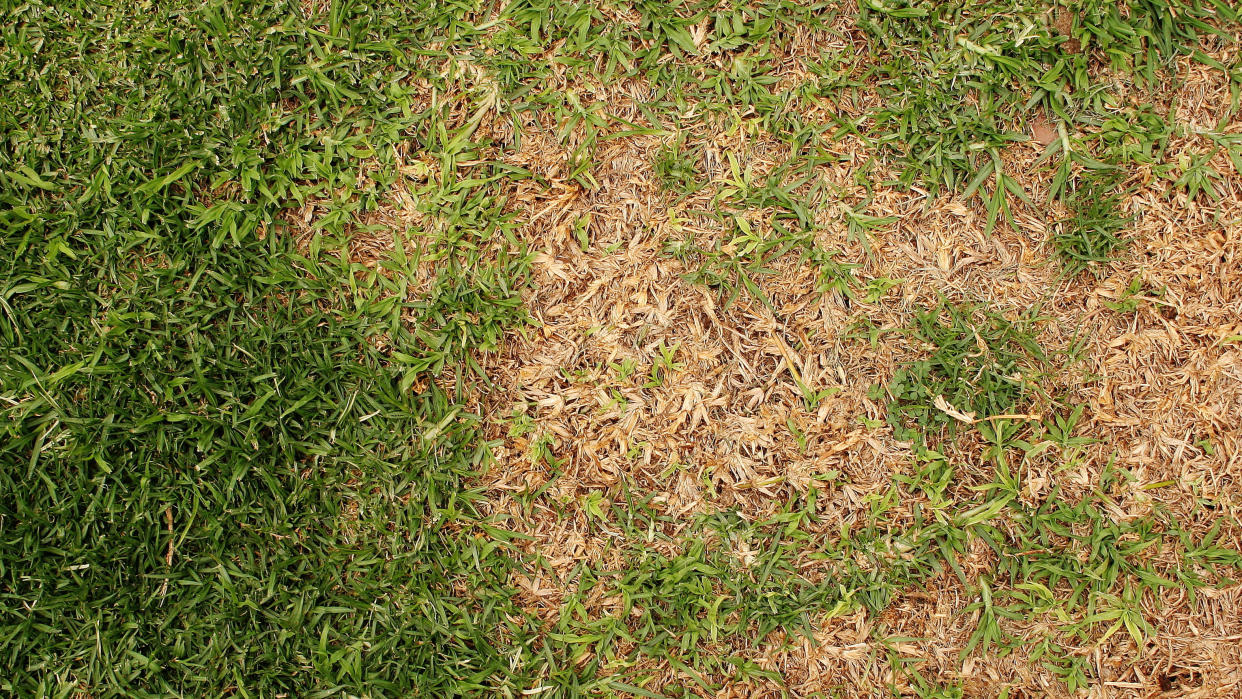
886,301 -> 1049,440
1055,169 -> 1133,274
1,1 -> 538,695
859,0 -> 1237,232
653,136 -> 704,197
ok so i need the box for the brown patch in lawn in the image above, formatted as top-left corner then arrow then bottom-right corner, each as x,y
463,39 -> 1242,694
301,20 -> 1242,695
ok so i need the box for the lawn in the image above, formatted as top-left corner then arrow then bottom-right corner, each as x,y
2,1 -> 1241,697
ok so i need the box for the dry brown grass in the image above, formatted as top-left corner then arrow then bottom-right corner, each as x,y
476,46 -> 1238,695
298,17 -> 1242,696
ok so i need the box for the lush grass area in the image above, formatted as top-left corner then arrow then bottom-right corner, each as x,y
3,0 -> 1241,696
0,2 -> 536,695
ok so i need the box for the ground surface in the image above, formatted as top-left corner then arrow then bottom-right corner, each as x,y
2,1 -> 1242,697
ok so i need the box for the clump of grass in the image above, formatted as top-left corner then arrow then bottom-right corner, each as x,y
1064,0 -> 1238,84
857,1 -> 1056,197
538,495 -> 915,690
653,136 -> 703,195
886,301 -> 1048,440
1055,170 -> 1132,275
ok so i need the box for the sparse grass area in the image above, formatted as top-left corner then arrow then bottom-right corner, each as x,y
4,0 -> 1242,697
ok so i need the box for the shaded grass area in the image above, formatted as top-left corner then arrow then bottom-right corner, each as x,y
1,2 -> 534,695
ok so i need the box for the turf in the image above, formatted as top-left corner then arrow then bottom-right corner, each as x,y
0,1 -> 535,695
3,0 -> 1242,697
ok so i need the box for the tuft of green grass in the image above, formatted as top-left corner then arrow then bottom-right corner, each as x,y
1055,169 -> 1132,274
653,135 -> 704,196
886,301 -> 1048,441
534,495 -> 868,691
